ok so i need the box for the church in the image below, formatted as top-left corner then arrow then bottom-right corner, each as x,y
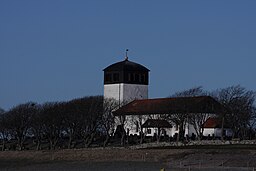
103,54 -> 232,139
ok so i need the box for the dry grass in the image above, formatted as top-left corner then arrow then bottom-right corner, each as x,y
0,146 -> 256,170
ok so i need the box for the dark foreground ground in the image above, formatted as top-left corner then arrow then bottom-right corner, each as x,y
0,145 -> 256,171
0,160 -> 163,171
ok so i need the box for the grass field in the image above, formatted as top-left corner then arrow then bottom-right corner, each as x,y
0,145 -> 256,171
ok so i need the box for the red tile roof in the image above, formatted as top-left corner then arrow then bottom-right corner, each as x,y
113,96 -> 224,116
203,117 -> 222,128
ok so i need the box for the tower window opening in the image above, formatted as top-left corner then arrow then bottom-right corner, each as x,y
135,73 -> 139,82
128,73 -> 134,82
113,73 -> 119,82
140,74 -> 146,83
128,73 -> 131,81
105,74 -> 112,82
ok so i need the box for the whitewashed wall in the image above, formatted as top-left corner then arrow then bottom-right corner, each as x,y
104,83 -> 148,104
122,84 -> 148,101
203,128 -> 233,137
203,128 -> 215,136
104,84 -> 124,102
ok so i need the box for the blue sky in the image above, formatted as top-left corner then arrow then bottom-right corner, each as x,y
1,0 -> 256,110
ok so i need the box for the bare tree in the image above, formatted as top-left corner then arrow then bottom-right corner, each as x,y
118,115 -> 127,146
212,85 -> 255,140
61,100 -> 83,149
188,112 -> 210,140
129,114 -> 150,144
247,107 -> 256,139
30,104 -> 45,150
170,86 -> 208,141
115,100 -> 130,146
77,96 -> 103,148
41,102 -> 64,150
0,109 -> 9,151
173,87 -> 205,98
101,98 -> 118,147
167,112 -> 187,142
62,96 -> 103,149
6,102 -> 36,150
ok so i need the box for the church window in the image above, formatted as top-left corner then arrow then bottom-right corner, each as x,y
147,129 -> 151,134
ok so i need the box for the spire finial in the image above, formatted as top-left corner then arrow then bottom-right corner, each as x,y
125,49 -> 129,60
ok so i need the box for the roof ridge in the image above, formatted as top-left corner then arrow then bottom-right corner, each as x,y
133,95 -> 211,102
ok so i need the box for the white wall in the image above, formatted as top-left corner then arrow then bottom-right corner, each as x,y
104,83 -> 148,104
104,84 -> 124,103
203,128 -> 215,136
203,128 -> 233,137
122,84 -> 148,101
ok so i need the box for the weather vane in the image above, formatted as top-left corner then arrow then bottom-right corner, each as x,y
125,49 -> 129,60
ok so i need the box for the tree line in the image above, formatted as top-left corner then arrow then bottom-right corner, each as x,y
0,96 -> 119,151
0,85 -> 255,150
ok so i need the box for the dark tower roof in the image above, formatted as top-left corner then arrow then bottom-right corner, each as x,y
103,58 -> 150,85
103,58 -> 150,72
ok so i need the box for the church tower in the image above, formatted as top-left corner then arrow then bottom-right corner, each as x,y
103,55 -> 149,105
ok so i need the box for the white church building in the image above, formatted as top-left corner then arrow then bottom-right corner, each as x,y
103,56 -> 231,139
